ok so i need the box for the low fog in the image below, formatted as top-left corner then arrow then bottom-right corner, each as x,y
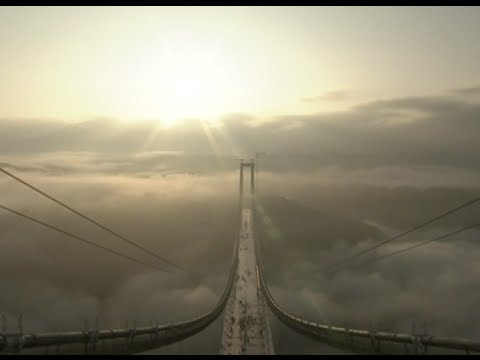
1,87 -> 480,353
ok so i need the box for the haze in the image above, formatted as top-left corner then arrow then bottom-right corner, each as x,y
1,6 -> 480,354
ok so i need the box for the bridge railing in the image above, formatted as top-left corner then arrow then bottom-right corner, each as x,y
257,267 -> 480,354
0,230 -> 240,355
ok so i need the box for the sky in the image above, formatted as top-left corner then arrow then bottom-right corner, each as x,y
2,6 -> 480,354
1,6 -> 480,123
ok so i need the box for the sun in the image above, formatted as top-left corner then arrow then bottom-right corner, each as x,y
96,40 -> 247,126
157,50 -> 229,126
175,77 -> 200,100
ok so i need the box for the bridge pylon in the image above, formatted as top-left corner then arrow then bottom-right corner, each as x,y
239,159 -> 255,210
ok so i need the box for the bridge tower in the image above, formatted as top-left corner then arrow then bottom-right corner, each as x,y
239,159 -> 255,196
238,159 -> 255,212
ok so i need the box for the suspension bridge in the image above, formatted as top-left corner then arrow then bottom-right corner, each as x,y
1,161 -> 480,355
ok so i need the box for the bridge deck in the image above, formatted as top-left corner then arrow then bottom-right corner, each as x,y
220,208 -> 274,355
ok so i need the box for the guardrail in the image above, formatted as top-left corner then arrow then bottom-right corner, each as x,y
0,229 -> 240,355
257,267 -> 480,354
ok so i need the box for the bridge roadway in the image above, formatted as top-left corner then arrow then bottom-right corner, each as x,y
219,206 -> 274,355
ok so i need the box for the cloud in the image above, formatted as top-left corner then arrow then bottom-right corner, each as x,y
1,161 -> 479,353
302,90 -> 351,103
1,85 -> 480,353
260,217 -> 480,340
451,84 -> 480,96
0,171 -> 237,334
3,86 -> 480,176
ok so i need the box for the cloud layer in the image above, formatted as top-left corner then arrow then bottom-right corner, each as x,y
1,86 -> 480,353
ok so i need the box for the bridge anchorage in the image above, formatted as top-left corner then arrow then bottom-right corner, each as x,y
2,162 -> 480,355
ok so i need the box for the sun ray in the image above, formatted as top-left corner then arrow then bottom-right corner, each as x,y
200,121 -> 227,171
138,122 -> 165,152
